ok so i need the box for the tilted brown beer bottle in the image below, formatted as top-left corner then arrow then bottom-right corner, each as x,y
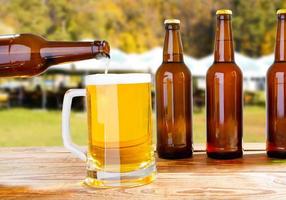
267,9 -> 286,158
156,19 -> 193,159
0,33 -> 110,77
206,10 -> 243,159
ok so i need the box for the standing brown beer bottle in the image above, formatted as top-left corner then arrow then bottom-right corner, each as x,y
267,9 -> 286,158
206,10 -> 243,159
0,33 -> 110,77
156,19 -> 193,159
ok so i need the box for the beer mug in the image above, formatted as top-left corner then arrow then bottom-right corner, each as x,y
61,73 -> 156,188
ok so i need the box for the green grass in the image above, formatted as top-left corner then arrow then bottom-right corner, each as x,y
0,108 -> 87,146
192,106 -> 266,143
0,106 -> 266,147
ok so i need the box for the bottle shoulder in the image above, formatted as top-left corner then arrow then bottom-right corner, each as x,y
267,62 -> 286,73
267,63 -> 286,81
207,62 -> 242,76
20,33 -> 45,40
156,62 -> 191,75
14,34 -> 46,46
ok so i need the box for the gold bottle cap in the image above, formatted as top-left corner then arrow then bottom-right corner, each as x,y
164,19 -> 180,24
277,9 -> 286,14
216,9 -> 232,15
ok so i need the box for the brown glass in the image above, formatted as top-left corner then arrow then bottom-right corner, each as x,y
267,13 -> 286,158
0,33 -> 110,77
155,22 -> 193,159
206,14 -> 243,159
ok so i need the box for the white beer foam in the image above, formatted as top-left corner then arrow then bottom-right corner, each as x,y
85,73 -> 151,85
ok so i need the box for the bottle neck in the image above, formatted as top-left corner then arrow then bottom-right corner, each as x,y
163,24 -> 184,63
275,14 -> 286,62
214,15 -> 234,63
41,40 -> 110,66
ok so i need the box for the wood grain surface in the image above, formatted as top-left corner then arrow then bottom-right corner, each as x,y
1,144 -> 286,200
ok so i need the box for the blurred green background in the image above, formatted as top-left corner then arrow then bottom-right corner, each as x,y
0,106 -> 265,146
0,0 -> 282,146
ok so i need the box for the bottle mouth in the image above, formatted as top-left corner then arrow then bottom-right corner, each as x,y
93,41 -> 110,59
101,41 -> 110,58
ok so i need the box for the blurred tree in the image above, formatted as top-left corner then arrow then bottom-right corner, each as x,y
0,0 -> 50,35
114,0 -> 163,52
73,0 -> 126,42
179,0 -> 213,57
44,0 -> 77,40
232,0 -> 276,57
0,0 -> 284,57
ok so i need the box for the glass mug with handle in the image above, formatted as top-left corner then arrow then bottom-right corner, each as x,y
62,73 -> 156,188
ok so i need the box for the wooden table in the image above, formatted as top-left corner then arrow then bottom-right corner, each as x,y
1,143 -> 286,199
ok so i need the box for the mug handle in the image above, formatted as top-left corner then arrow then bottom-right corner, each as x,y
62,89 -> 86,161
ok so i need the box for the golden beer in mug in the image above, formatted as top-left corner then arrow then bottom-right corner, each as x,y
62,74 -> 156,188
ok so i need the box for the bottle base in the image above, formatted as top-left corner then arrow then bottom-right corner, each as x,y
207,150 -> 243,160
267,151 -> 286,159
158,151 -> 193,159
